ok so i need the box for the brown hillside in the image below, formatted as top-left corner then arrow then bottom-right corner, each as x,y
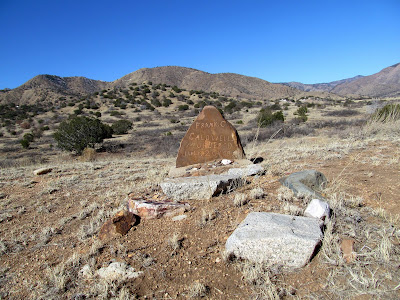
331,63 -> 400,97
0,75 -> 108,105
113,66 -> 300,100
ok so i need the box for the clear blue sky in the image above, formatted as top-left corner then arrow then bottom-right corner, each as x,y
1,0 -> 399,89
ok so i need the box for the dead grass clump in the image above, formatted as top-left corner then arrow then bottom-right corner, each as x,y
249,187 -> 265,199
233,193 -> 249,207
323,109 -> 360,117
80,147 -> 97,162
198,209 -> 219,227
187,282 -> 208,298
167,232 -> 184,255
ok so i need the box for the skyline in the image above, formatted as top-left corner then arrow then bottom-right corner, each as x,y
1,0 -> 399,89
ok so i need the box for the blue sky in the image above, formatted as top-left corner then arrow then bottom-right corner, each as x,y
1,0 -> 399,89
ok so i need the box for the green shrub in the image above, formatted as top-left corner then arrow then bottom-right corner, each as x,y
20,138 -> 30,149
23,133 -> 34,143
295,105 -> 308,122
53,116 -> 112,154
371,104 -> 400,122
111,120 -> 133,135
178,104 -> 189,111
257,108 -> 284,127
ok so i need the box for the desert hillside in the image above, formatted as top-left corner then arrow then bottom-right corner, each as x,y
331,63 -> 400,97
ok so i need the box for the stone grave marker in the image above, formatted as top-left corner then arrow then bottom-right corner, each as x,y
176,105 -> 245,167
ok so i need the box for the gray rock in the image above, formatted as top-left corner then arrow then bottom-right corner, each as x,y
226,164 -> 264,177
225,212 -> 323,268
160,174 -> 242,201
280,170 -> 327,200
97,262 -> 142,281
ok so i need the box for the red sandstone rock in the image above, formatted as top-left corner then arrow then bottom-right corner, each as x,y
127,199 -> 190,219
98,210 -> 137,240
176,106 -> 245,168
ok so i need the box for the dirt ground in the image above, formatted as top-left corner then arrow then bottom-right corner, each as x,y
1,134 -> 400,299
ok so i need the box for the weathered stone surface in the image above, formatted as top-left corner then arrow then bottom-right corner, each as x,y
226,164 -> 264,177
172,214 -> 187,221
160,174 -> 242,201
280,170 -> 327,200
225,212 -> 323,268
97,262 -> 142,281
33,167 -> 53,175
304,199 -> 330,221
127,199 -> 190,219
176,106 -> 245,167
98,210 -> 137,240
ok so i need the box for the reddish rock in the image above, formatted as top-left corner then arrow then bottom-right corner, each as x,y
176,106 -> 245,168
98,210 -> 137,240
341,238 -> 356,263
127,199 -> 190,219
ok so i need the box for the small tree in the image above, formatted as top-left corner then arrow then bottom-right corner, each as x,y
257,108 -> 284,127
54,116 -> 112,154
295,105 -> 308,122
111,120 -> 133,135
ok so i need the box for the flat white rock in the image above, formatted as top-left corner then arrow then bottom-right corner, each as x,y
304,199 -> 330,221
97,262 -> 142,281
225,212 -> 323,268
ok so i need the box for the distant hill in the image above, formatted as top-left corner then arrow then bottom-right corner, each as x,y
113,66 -> 300,100
282,75 -> 364,93
0,75 -> 108,105
331,63 -> 400,97
1,63 -> 399,105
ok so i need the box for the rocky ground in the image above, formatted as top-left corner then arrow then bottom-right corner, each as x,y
1,117 -> 400,299
1,93 -> 400,299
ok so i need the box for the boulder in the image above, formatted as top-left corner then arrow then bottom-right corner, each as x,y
304,199 -> 330,221
160,173 -> 243,201
280,170 -> 327,200
98,210 -> 137,240
127,199 -> 190,219
176,106 -> 245,167
225,212 -> 323,268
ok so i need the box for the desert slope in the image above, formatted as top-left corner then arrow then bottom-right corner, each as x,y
331,63 -> 400,97
113,66 -> 300,100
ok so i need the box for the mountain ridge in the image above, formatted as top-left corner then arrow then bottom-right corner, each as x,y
1,63 -> 399,105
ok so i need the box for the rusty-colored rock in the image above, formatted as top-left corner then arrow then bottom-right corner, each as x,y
98,210 -> 137,240
176,106 -> 245,168
341,238 -> 356,263
127,199 -> 190,219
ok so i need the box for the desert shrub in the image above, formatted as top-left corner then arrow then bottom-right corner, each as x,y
162,98 -> 172,107
370,104 -> 400,122
256,108 -> 284,127
54,116 -> 113,154
94,111 -> 101,118
20,121 -> 31,129
294,105 -> 308,122
111,120 -> 133,135
110,111 -> 123,117
324,109 -> 360,117
19,138 -> 30,149
178,104 -> 189,111
151,98 -> 162,107
23,133 -> 34,143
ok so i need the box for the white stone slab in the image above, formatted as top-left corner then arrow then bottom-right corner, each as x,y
304,199 -> 330,220
225,212 -> 323,268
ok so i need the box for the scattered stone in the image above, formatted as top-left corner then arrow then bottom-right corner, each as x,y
33,167 -> 53,176
304,199 -> 330,221
176,106 -> 245,168
98,210 -> 137,240
280,170 -> 327,200
160,174 -> 242,201
97,262 -> 143,281
225,212 -> 323,268
226,164 -> 264,177
341,238 -> 356,263
127,199 -> 190,219
221,159 -> 232,165
172,214 -> 187,221
79,264 -> 93,278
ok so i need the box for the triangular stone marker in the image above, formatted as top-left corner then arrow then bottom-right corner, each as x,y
176,106 -> 245,167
